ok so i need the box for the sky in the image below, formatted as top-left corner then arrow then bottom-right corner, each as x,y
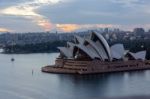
0,0 -> 150,33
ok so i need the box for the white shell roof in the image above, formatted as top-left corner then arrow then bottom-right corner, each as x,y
67,42 -> 75,48
111,44 -> 125,59
66,42 -> 75,58
57,31 -> 146,61
126,51 -> 146,60
85,44 -> 101,59
95,41 -> 109,60
74,44 -> 100,59
90,31 -> 111,60
84,39 -> 103,60
57,47 -> 73,58
74,35 -> 84,44
133,51 -> 146,60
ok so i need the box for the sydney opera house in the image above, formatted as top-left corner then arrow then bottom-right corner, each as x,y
42,31 -> 150,74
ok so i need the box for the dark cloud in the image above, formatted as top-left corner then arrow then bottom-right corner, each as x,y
0,0 -> 150,32
38,0 -> 150,25
0,15 -> 44,32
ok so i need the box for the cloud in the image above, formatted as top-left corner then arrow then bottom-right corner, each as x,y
110,0 -> 150,13
56,24 -> 79,32
56,24 -> 119,32
0,0 -> 61,31
0,0 -> 150,32
56,23 -> 150,32
0,27 -> 11,32
110,0 -> 140,7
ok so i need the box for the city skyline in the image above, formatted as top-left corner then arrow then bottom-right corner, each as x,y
0,0 -> 150,32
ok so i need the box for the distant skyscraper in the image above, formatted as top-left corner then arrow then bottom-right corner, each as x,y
104,28 -> 109,33
133,28 -> 145,37
114,28 -> 120,32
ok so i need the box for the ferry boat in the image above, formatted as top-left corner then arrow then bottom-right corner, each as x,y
42,31 -> 150,74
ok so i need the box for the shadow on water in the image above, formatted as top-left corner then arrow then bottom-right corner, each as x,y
55,73 -> 122,97
50,70 -> 150,99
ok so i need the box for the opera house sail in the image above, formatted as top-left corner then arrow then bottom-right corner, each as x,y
42,31 -> 150,74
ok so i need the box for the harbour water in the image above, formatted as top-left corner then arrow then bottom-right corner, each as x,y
0,53 -> 150,99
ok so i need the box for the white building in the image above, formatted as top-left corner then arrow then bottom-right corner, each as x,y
58,31 -> 146,61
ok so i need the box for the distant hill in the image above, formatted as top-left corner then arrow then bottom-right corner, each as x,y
0,31 -> 89,46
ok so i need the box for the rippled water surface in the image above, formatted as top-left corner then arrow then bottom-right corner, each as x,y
0,53 -> 150,99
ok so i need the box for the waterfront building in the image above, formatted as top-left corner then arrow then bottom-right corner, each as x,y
58,31 -> 146,61
42,31 -> 150,74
